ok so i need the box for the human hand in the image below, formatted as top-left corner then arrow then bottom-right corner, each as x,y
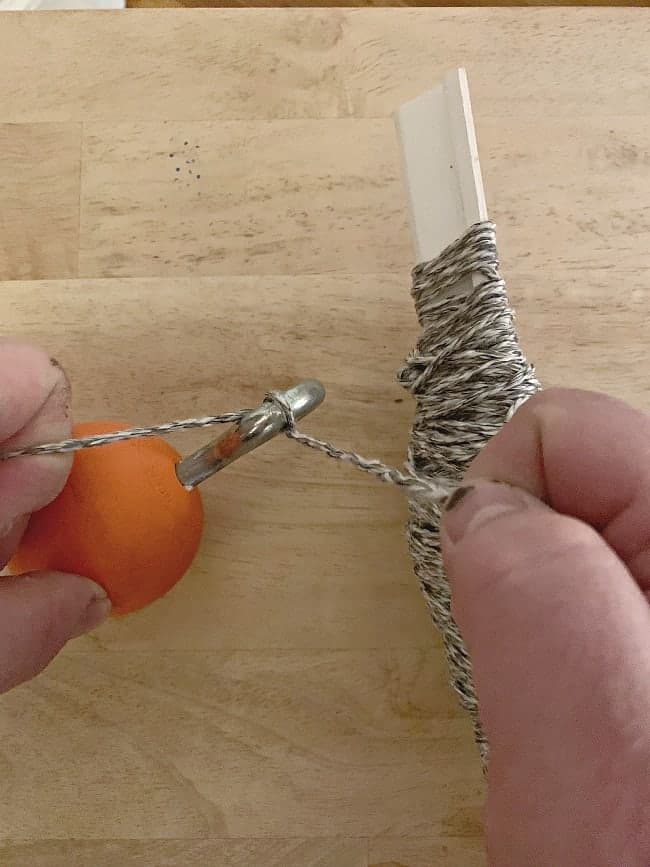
0,339 -> 111,693
442,389 -> 650,866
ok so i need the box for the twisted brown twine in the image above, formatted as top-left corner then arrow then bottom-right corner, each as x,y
0,398 -> 451,503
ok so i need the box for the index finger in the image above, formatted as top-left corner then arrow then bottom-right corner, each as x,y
467,388 -> 650,590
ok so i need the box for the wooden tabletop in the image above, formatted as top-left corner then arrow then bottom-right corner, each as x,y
0,9 -> 648,866
127,0 -> 650,7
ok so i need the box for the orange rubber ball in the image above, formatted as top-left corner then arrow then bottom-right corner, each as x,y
9,421 -> 204,616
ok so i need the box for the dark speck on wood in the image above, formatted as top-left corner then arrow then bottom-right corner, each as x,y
196,174 -> 201,179
184,141 -> 188,145
176,167 -> 180,172
169,153 -> 174,158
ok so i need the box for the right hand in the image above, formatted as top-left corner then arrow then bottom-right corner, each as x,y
442,389 -> 650,866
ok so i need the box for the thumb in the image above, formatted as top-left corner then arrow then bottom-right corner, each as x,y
441,483 -> 650,829
0,572 -> 111,693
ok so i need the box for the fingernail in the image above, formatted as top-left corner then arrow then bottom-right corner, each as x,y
443,481 -> 535,545
70,583 -> 112,638
444,485 -> 475,512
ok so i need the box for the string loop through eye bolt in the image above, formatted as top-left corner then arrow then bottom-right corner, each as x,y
174,380 -> 326,489
0,377 -> 450,502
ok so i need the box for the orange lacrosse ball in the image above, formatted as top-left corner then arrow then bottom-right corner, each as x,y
9,421 -> 203,616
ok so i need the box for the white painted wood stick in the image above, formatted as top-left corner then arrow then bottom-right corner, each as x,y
0,0 -> 123,7
394,68 -> 488,294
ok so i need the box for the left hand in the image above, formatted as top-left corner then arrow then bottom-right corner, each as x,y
0,339 -> 111,693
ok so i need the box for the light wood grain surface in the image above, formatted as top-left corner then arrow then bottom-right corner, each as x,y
0,9 -> 648,867
128,0 -> 650,8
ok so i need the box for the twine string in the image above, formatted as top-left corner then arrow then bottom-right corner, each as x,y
0,412 -> 250,459
0,391 -> 452,504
